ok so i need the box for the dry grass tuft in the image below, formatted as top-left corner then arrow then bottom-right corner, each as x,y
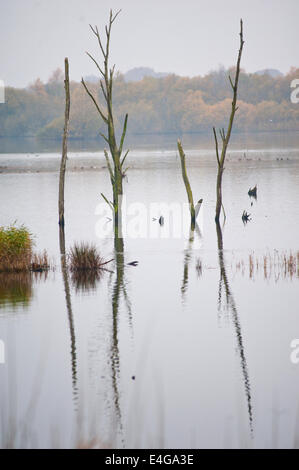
232,250 -> 299,281
30,250 -> 50,272
68,242 -> 112,272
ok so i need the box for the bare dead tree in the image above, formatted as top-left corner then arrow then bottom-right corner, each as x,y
58,58 -> 70,228
81,10 -> 129,242
214,20 -> 244,224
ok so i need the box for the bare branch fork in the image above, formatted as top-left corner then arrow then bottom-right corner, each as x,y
214,19 -> 244,224
81,10 -> 129,227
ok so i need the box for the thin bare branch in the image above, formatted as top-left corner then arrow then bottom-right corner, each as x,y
96,26 -> 106,58
121,149 -> 129,167
100,80 -> 108,103
81,78 -> 108,124
213,127 -> 220,167
104,149 -> 114,182
85,52 -> 105,78
89,24 -> 98,37
110,65 -> 115,81
119,114 -> 128,156
229,75 -> 234,91
89,24 -> 106,58
101,192 -> 114,211
99,132 -> 109,144
111,9 -> 121,24
219,128 -> 225,142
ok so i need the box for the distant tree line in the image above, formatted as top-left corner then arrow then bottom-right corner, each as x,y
1,66 -> 299,139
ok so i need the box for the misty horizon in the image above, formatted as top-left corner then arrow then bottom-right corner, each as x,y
3,65 -> 295,90
1,0 -> 298,88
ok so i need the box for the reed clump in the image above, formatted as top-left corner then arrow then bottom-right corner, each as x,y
31,251 -> 50,272
0,224 -> 32,272
0,225 -> 51,273
68,242 -> 113,273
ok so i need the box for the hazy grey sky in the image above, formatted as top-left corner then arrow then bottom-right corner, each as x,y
1,0 -> 298,87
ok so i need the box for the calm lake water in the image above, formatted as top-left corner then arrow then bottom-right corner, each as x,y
0,132 -> 299,449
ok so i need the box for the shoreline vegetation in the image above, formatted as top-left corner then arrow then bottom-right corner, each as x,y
1,67 -> 299,140
1,224 -> 298,281
0,224 -> 50,273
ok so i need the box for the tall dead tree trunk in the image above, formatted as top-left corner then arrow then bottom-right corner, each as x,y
214,20 -> 244,224
81,10 -> 129,246
58,58 -> 70,228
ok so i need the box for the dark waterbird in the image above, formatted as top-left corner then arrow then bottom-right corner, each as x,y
127,261 -> 138,267
242,210 -> 251,224
158,216 -> 164,226
248,185 -> 257,198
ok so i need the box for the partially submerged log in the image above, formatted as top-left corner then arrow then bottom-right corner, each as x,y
177,139 -> 203,228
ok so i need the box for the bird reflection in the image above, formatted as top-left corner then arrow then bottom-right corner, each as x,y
216,221 -> 253,434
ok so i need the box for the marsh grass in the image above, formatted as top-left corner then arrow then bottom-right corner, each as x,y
0,224 -> 32,272
31,251 -> 51,272
68,242 -> 113,273
232,250 -> 299,281
0,225 -> 51,273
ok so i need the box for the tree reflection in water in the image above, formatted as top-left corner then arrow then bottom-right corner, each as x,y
181,223 -> 202,302
216,221 -> 253,434
109,234 -> 133,445
59,225 -> 78,402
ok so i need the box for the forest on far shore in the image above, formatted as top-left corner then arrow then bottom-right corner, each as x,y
1,66 -> 299,140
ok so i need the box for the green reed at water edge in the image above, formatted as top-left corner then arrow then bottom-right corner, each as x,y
0,224 -> 50,273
